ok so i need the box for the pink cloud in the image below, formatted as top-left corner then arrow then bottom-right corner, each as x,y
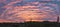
0,1 -> 59,23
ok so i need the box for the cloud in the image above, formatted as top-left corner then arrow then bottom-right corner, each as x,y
0,0 -> 59,22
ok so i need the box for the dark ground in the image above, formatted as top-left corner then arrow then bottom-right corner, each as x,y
0,21 -> 60,27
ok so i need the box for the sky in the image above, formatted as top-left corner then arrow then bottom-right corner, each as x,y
0,0 -> 60,23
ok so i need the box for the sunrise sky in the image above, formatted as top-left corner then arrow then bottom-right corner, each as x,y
0,0 -> 60,23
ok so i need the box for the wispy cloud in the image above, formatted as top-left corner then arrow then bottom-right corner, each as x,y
0,0 -> 59,22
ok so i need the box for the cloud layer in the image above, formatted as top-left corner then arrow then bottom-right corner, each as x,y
0,0 -> 60,23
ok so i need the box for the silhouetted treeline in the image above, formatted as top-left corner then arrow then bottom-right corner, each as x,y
0,21 -> 60,27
